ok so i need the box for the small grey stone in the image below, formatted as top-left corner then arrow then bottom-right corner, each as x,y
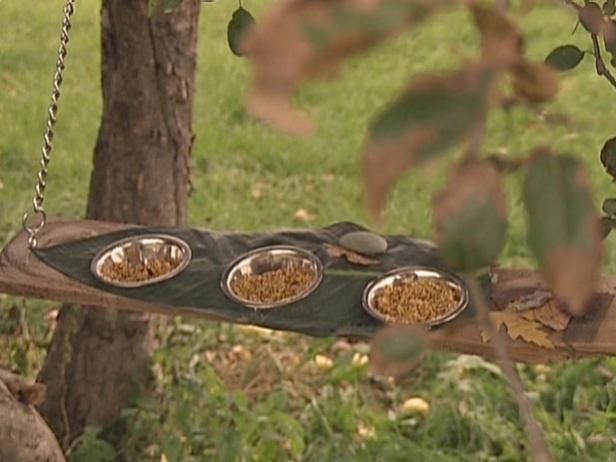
339,231 -> 388,255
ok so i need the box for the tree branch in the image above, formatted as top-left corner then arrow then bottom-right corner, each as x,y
558,0 -> 616,88
465,277 -> 554,462
591,34 -> 616,89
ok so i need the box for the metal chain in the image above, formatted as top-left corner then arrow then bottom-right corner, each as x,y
22,0 -> 76,249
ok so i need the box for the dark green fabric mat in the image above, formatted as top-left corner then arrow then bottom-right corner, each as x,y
35,222 -> 486,338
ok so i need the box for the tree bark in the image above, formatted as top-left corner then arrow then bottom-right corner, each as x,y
37,0 -> 200,449
0,369 -> 66,462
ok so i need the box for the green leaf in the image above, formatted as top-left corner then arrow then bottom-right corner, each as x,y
545,45 -> 585,71
244,0 -> 460,135
363,64 -> 493,220
522,148 -> 602,315
69,429 -> 116,462
227,7 -> 255,57
600,137 -> 616,180
370,326 -> 426,378
433,160 -> 508,272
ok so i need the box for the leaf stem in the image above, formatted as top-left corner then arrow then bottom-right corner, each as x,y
465,276 -> 554,462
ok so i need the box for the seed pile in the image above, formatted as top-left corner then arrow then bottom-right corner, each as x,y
101,258 -> 180,283
230,264 -> 315,304
373,277 -> 460,324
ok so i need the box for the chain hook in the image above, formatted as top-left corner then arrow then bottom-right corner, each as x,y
22,0 -> 76,250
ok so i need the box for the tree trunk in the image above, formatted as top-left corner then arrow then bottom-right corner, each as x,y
0,369 -> 66,462
37,0 -> 200,449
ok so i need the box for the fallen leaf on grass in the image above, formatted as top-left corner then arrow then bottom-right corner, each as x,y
401,397 -> 430,416
294,208 -> 314,222
324,244 -> 379,266
481,305 -> 555,349
251,181 -> 266,200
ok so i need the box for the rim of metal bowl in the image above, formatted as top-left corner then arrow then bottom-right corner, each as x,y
361,266 -> 469,328
90,234 -> 192,289
221,245 -> 324,310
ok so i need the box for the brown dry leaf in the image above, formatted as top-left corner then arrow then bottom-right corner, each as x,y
512,60 -> 559,104
470,5 -> 523,70
324,244 -> 378,266
364,128 -> 436,222
546,247 -> 601,316
523,150 -> 602,316
243,0 -> 458,135
433,159 -> 507,272
578,1 -> 604,36
521,300 -> 572,332
482,305 -> 555,349
363,63 -> 493,222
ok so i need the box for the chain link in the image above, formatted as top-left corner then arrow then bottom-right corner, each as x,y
22,0 -> 76,249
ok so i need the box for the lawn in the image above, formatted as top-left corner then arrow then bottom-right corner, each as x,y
1,0 -> 616,461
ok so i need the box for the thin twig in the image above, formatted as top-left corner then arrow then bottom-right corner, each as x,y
560,0 -> 580,11
461,47 -> 554,461
558,0 -> 616,89
466,277 -> 554,462
591,34 -> 616,89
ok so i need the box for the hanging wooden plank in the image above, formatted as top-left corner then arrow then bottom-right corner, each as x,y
0,219 -> 233,322
1,219 -> 615,364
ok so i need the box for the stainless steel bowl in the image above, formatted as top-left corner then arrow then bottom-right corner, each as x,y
362,266 -> 469,328
90,234 -> 192,288
221,245 -> 324,309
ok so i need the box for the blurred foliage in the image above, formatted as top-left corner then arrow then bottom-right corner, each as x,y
3,0 -> 616,461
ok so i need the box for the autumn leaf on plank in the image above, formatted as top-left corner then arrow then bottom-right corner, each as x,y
243,0 -> 459,135
324,244 -> 378,266
523,148 -> 602,316
363,64 -> 494,222
520,300 -> 572,332
481,305 -> 555,350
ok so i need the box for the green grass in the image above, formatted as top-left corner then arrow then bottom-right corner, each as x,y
1,0 -> 616,461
